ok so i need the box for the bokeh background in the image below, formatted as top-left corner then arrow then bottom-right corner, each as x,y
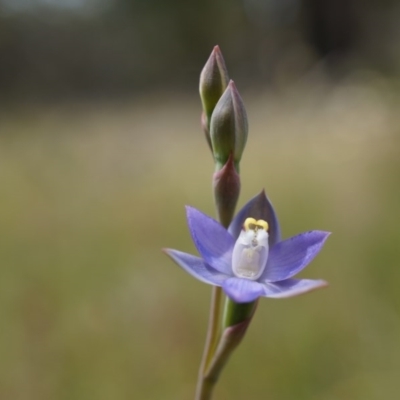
1,1 -> 400,399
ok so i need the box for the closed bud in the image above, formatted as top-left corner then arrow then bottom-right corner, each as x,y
201,111 -> 212,153
213,154 -> 241,228
199,46 -> 229,128
210,81 -> 248,171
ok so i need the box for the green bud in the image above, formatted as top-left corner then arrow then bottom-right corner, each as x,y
199,46 -> 229,127
210,80 -> 248,171
201,111 -> 212,153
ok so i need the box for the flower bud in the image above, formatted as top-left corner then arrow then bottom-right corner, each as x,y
199,46 -> 229,127
213,154 -> 241,228
210,81 -> 248,171
201,111 -> 212,153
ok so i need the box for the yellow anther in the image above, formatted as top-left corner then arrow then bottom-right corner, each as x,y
257,220 -> 269,231
244,218 -> 257,231
243,217 -> 269,232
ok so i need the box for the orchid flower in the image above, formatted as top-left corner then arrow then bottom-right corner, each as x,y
165,191 -> 329,303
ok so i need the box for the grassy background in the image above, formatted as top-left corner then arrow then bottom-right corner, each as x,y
1,79 -> 400,400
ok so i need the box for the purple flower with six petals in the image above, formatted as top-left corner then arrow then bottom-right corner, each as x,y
164,191 -> 329,303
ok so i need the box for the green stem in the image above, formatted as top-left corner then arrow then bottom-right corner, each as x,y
195,298 -> 259,399
203,317 -> 252,391
195,286 -> 222,400
195,374 -> 216,400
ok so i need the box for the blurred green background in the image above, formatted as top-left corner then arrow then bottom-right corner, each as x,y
1,1 -> 400,399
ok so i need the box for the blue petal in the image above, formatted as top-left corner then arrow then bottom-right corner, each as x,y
228,190 -> 281,245
262,279 -> 328,298
186,206 -> 234,275
222,277 -> 265,303
262,231 -> 330,282
164,249 -> 230,286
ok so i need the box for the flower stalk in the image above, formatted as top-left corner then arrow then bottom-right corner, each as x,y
197,316 -> 253,400
195,286 -> 223,400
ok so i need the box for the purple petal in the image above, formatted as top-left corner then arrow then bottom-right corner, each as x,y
262,231 -> 330,282
186,206 -> 234,275
222,277 -> 265,303
262,279 -> 328,298
164,249 -> 230,286
229,190 -> 281,246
